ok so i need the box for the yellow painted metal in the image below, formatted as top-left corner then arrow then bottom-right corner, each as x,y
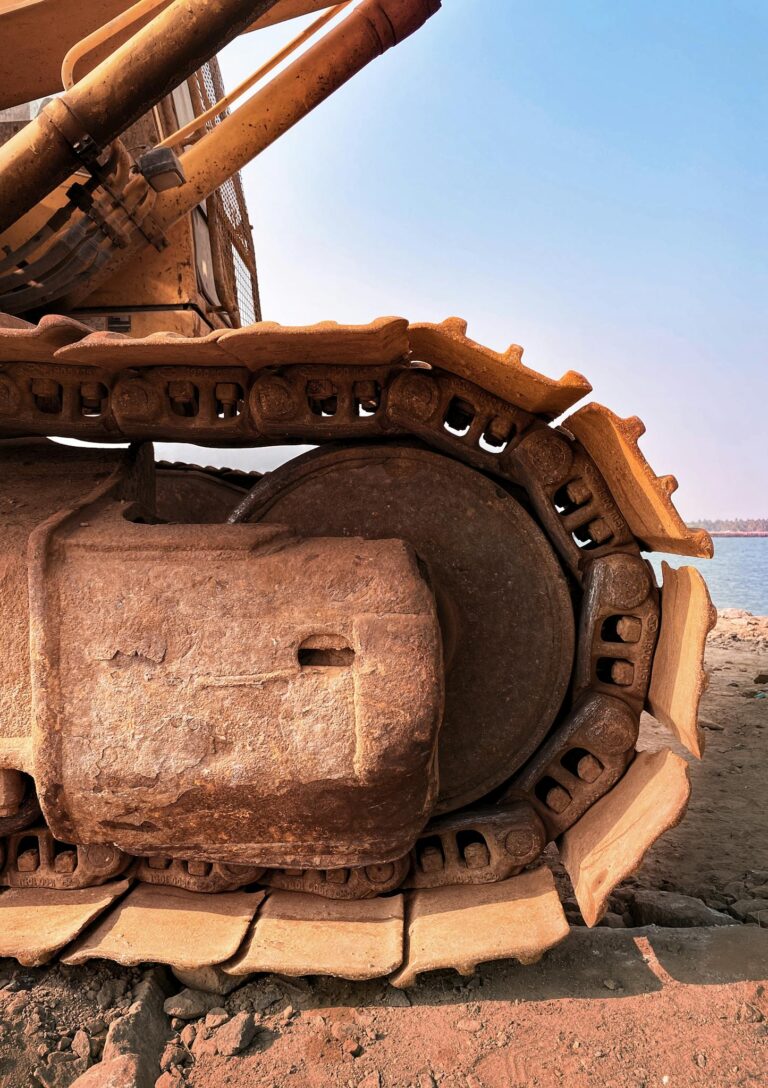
155,0 -> 440,227
0,1 -> 337,108
0,0 -> 280,234
156,1 -> 351,150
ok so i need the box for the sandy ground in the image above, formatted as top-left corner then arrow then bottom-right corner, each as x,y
0,612 -> 765,1088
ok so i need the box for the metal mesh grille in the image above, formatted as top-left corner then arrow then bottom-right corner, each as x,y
188,59 -> 261,326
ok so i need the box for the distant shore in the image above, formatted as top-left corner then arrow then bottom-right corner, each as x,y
707,531 -> 768,537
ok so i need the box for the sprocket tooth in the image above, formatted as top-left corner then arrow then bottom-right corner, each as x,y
0,313 -> 92,363
564,402 -> 713,557
439,316 -> 468,335
647,562 -> 717,759
0,879 -> 130,967
389,868 -> 569,988
61,884 -> 262,969
560,748 -> 691,927
407,320 -> 591,418
224,891 -> 404,981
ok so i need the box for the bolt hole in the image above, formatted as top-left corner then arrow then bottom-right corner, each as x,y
215,383 -> 244,420
601,615 -> 643,643
307,380 -> 338,417
443,396 -> 475,436
596,657 -> 635,687
535,776 -> 571,813
418,836 -> 445,873
478,422 -> 514,454
32,380 -> 63,414
298,636 -> 354,667
354,380 -> 381,417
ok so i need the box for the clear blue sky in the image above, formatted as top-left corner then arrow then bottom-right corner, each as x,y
210,1 -> 767,520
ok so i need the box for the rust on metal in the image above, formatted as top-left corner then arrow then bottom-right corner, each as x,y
241,442 -> 574,813
408,317 -> 591,417
560,747 -> 691,926
1,828 -> 130,889
647,563 -> 717,759
565,403 -> 713,558
390,867 -> 569,988
225,891 -> 404,980
62,884 -> 263,968
0,880 -> 130,967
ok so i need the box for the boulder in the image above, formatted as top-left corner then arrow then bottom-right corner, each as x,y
730,899 -> 768,925
631,890 -> 737,928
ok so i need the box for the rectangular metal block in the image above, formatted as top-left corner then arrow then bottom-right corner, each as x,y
30,498 -> 442,868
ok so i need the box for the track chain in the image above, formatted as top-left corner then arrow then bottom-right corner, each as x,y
0,347 -> 661,896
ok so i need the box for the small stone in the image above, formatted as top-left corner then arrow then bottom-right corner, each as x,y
179,1024 -> 196,1048
163,988 -> 219,1020
723,881 -> 749,901
282,1005 -> 295,1021
747,884 -> 768,899
342,1037 -> 363,1058
693,1053 -> 707,1068
204,1008 -> 228,1029
456,1018 -> 482,1033
599,912 -> 626,929
753,673 -> 768,684
57,1037 -> 72,1052
382,986 -> 410,1007
84,1019 -> 106,1036
602,979 -> 620,991
214,1011 -> 256,1056
71,1029 -> 91,1062
358,1073 -> 380,1088
160,1043 -> 188,1072
418,1075 -> 437,1088
155,1073 -> 184,1088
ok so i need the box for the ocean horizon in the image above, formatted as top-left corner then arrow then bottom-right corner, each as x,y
646,536 -> 768,616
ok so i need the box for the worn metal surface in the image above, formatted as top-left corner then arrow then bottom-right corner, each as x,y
404,804 -> 546,889
61,884 -> 263,967
560,747 -> 691,926
30,494 -> 443,867
241,442 -> 575,813
565,403 -> 714,558
506,693 -> 639,840
225,891 -> 404,980
0,880 -> 130,967
390,867 -> 569,988
647,563 -> 717,759
1,827 -> 130,889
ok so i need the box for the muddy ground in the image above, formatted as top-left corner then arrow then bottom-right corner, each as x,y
0,611 -> 765,1088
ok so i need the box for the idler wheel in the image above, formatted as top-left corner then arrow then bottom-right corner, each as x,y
243,443 -> 574,813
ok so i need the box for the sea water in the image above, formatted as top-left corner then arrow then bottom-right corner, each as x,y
646,537 -> 768,615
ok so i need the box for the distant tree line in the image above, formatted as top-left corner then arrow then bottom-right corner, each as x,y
688,518 -> 768,532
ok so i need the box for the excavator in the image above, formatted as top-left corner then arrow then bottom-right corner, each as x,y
0,0 -> 715,986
